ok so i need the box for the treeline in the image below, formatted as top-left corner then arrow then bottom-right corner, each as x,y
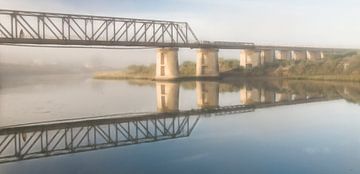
233,52 -> 360,78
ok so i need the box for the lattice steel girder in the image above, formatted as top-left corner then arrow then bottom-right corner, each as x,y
0,114 -> 200,163
0,9 -> 199,47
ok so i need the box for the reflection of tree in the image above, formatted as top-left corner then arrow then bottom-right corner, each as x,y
338,86 -> 360,104
125,78 -> 360,105
219,84 -> 240,93
180,81 -> 196,90
126,79 -> 155,87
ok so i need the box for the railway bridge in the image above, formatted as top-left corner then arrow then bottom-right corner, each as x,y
0,9 -> 357,80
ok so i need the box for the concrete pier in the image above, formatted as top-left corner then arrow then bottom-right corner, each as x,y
240,49 -> 261,68
156,82 -> 180,112
275,50 -> 291,60
196,48 -> 219,77
196,81 -> 219,109
291,50 -> 307,60
306,50 -> 322,60
260,50 -> 275,64
155,48 -> 179,80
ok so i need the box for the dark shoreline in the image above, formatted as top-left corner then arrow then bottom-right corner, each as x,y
93,72 -> 360,83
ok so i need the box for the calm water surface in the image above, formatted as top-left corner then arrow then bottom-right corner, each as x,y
1,75 -> 360,174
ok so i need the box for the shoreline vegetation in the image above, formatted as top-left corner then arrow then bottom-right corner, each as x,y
94,52 -> 360,82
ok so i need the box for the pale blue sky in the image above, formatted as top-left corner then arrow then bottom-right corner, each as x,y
0,0 -> 359,66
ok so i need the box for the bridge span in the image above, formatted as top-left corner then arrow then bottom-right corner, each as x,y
0,9 -> 358,79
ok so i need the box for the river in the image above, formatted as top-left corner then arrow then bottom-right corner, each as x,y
0,74 -> 360,174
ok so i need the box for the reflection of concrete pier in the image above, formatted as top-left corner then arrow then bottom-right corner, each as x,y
196,81 -> 219,109
261,89 -> 276,103
156,82 -> 180,112
275,93 -> 291,102
291,94 -> 306,100
240,87 -> 261,105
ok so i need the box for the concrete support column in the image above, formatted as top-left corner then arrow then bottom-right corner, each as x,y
291,50 -> 307,60
240,49 -> 261,68
320,51 -> 325,59
260,49 -> 275,64
306,50 -> 322,60
196,81 -> 219,109
196,48 -> 219,77
155,48 -> 179,80
156,82 -> 179,112
275,50 -> 291,60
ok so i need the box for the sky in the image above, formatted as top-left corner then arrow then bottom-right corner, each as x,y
0,0 -> 360,67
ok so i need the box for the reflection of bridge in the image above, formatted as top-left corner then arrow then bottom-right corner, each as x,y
0,114 -> 200,164
0,9 -> 357,80
0,91 -> 337,164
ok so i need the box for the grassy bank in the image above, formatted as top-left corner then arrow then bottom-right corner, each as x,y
94,58 -> 239,80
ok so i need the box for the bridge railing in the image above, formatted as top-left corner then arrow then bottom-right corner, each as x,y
0,9 -> 199,47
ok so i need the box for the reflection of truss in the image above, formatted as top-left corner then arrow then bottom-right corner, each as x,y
0,97 -> 335,164
0,114 -> 200,163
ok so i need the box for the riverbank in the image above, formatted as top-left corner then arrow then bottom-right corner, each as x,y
94,58 -> 239,81
93,71 -> 222,81
94,51 -> 360,83
94,70 -> 360,83
286,75 -> 360,82
93,71 -> 154,80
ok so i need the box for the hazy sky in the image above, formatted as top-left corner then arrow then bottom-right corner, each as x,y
0,0 -> 359,67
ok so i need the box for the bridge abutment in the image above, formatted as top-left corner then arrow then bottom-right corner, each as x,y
155,48 -> 179,80
196,48 -> 220,78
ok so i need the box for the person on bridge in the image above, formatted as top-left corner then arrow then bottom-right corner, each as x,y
19,29 -> 24,38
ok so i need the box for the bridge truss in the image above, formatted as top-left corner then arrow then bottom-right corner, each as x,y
0,9 -> 199,48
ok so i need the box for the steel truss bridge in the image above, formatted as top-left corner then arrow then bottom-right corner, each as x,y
0,9 -> 357,51
0,9 -> 271,50
0,97 -> 337,164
